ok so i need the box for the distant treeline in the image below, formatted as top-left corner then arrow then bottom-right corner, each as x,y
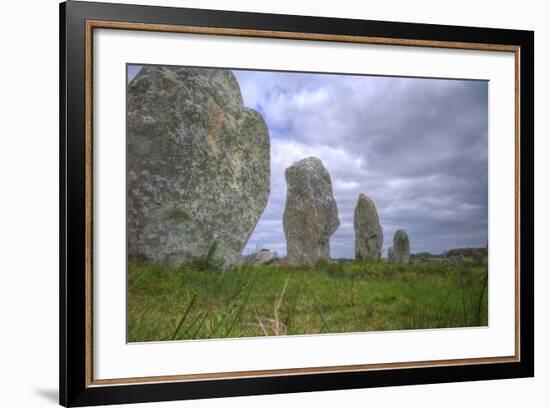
411,247 -> 488,260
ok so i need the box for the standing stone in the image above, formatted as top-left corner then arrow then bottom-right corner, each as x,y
283,157 -> 340,266
127,66 -> 270,270
472,251 -> 485,266
393,230 -> 410,263
450,254 -> 466,267
354,194 -> 383,261
387,247 -> 395,262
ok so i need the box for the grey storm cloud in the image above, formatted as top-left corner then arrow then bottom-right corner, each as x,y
127,65 -> 488,258
233,69 -> 488,258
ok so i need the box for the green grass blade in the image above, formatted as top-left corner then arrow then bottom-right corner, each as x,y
171,293 -> 197,340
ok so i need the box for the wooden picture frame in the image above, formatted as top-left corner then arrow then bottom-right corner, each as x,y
60,1 -> 534,406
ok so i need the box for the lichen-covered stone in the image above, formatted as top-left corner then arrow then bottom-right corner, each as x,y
387,246 -> 395,262
283,157 -> 340,266
450,254 -> 466,267
127,66 -> 270,269
354,194 -> 383,261
472,251 -> 485,266
243,249 -> 277,265
393,229 -> 410,264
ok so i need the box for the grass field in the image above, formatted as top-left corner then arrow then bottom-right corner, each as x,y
127,259 -> 488,342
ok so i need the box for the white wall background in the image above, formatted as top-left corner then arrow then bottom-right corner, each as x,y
0,0 -> 545,407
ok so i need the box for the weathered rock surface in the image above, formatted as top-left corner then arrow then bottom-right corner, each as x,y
283,157 -> 340,266
472,251 -> 485,266
427,257 -> 449,267
393,229 -> 410,263
387,247 -> 395,262
243,249 -> 277,265
127,66 -> 270,269
354,194 -> 383,261
450,254 -> 466,267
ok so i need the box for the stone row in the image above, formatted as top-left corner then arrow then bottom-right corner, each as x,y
283,156 -> 410,265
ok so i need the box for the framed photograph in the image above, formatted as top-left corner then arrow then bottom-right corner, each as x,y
60,1 -> 534,406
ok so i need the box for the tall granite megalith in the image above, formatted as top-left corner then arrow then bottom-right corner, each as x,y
127,66 -> 270,269
283,157 -> 340,266
354,194 -> 383,261
393,229 -> 411,264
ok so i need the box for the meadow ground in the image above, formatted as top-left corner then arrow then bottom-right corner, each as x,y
127,259 -> 488,342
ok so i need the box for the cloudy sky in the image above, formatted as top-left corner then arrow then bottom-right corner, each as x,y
129,65 -> 488,259
233,70 -> 488,258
